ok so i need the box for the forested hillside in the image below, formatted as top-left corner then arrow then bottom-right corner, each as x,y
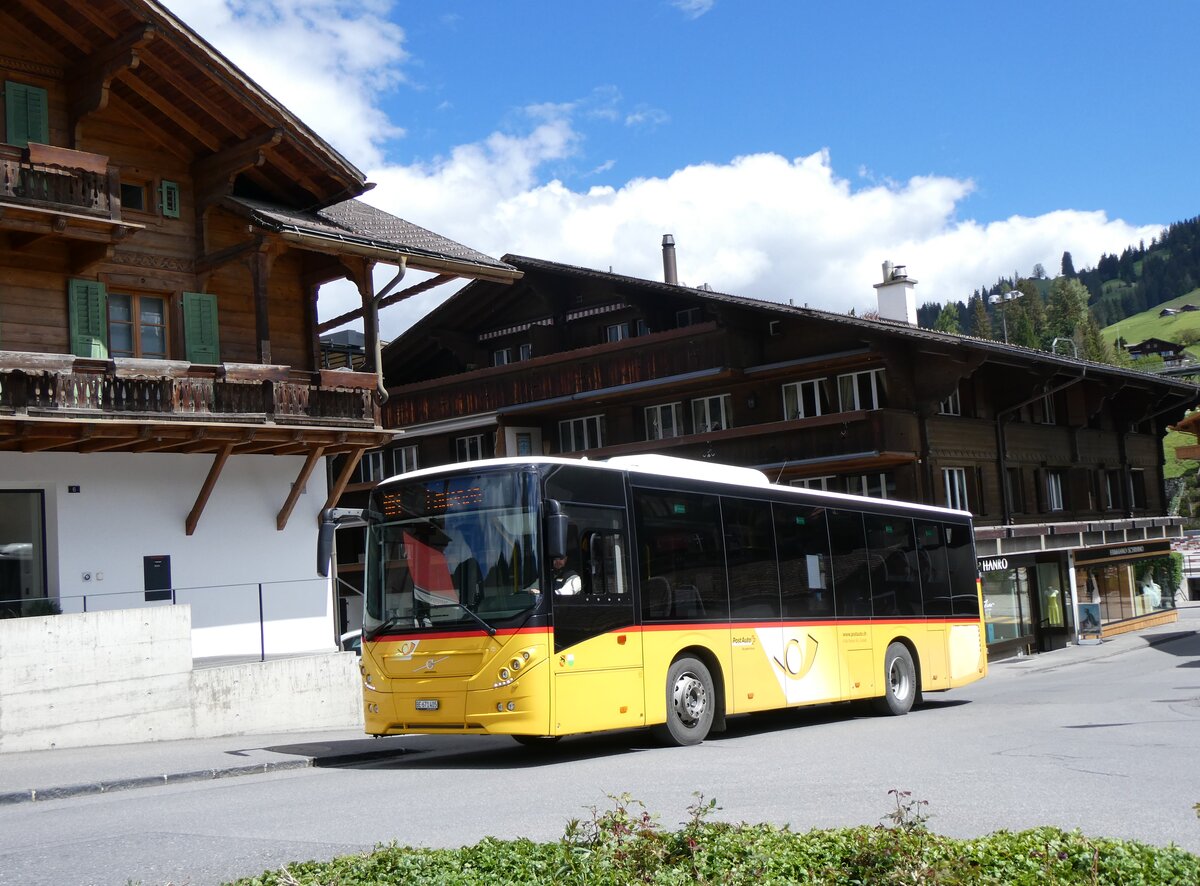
916,215 -> 1200,360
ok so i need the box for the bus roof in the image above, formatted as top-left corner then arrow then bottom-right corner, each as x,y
376,455 -> 971,520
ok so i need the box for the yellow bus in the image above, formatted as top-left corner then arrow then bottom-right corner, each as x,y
319,454 -> 986,746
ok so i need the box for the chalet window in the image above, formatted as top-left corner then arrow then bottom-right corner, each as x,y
943,468 -> 969,511
635,319 -> 650,337
691,394 -> 732,433
360,450 -> 387,483
1005,467 -> 1025,513
456,434 -> 487,462
108,292 -> 167,359
1104,469 -> 1123,510
850,472 -> 894,500
394,445 -> 419,475
518,343 -> 533,361
781,378 -> 829,420
1045,470 -> 1065,511
939,387 -> 961,416
676,308 -> 702,328
836,369 -> 886,411
4,81 -> 49,148
791,475 -> 836,491
605,323 -> 630,343
559,415 -> 604,452
645,402 -> 684,440
492,348 -> 511,366
1129,469 -> 1146,509
120,182 -> 148,212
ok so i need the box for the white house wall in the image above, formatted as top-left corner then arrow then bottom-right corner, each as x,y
0,452 -> 334,659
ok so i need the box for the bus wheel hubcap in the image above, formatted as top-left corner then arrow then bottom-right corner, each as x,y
889,662 -> 910,700
671,672 -> 706,726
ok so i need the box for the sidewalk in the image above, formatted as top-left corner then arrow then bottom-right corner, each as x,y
2,603 -> 1196,806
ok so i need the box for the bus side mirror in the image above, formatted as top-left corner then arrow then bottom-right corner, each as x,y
317,508 -> 366,577
545,499 -> 568,560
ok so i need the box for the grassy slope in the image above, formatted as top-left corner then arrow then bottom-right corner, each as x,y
1103,286 -> 1200,358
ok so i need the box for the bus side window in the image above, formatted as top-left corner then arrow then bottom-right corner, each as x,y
916,521 -> 952,614
828,510 -> 872,618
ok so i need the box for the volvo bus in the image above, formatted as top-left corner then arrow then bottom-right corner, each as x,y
319,454 -> 986,746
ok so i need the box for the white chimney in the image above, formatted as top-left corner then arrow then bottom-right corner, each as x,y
874,261 -> 918,324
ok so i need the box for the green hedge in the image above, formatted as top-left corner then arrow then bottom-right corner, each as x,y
228,794 -> 1200,886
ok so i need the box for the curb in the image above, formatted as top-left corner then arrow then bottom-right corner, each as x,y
0,746 -> 407,806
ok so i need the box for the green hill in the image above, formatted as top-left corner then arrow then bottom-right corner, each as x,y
1103,287 -> 1200,359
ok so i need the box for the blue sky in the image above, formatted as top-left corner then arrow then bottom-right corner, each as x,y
173,0 -> 1197,334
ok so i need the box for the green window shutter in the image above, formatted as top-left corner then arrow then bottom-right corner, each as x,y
5,81 -> 49,148
182,291 -> 220,364
160,180 -> 180,218
68,279 -> 108,358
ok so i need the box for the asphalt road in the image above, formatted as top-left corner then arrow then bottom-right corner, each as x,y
3,628 -> 1199,886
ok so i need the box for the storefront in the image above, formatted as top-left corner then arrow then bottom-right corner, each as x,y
979,553 -> 1074,659
1072,541 -> 1177,627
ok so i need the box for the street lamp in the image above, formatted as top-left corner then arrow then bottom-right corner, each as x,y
988,289 -> 1023,344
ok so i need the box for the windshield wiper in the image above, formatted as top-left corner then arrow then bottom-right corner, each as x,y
430,602 -> 497,636
365,614 -> 430,639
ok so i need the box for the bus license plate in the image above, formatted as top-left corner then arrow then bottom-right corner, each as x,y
415,699 -> 439,711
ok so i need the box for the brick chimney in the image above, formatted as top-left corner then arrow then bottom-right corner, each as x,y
874,260 -> 918,324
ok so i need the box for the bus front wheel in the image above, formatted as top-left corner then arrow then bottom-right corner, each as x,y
873,642 -> 916,716
652,656 -> 715,746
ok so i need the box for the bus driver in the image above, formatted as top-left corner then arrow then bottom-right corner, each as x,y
552,555 -> 582,595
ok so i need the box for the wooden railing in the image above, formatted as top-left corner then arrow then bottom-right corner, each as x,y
0,145 -> 121,220
0,355 -> 378,427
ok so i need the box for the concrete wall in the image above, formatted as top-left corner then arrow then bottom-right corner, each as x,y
0,451 -> 336,658
0,607 -> 362,753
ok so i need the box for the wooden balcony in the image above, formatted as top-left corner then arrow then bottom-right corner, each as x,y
386,323 -> 731,426
0,352 -> 388,455
1,145 -> 120,220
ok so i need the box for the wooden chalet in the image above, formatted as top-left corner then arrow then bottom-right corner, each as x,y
1125,338 -> 1185,364
345,251 -> 1199,658
0,0 -> 516,655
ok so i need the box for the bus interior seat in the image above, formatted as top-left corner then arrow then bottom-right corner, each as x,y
673,584 -> 705,618
643,576 -> 672,618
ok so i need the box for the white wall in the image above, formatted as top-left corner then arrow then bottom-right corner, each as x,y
0,607 -> 362,752
0,451 -> 335,658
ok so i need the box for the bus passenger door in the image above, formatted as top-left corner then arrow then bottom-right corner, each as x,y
552,523 -> 644,735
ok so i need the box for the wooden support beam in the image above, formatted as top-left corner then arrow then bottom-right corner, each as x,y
276,446 -> 326,530
68,25 -> 155,144
108,103 -> 191,161
195,238 -> 259,275
17,0 -> 95,52
323,448 -> 366,515
118,74 -> 222,152
71,243 -> 116,275
317,273 -> 455,334
186,443 -> 234,536
140,51 -> 249,140
193,128 -> 283,208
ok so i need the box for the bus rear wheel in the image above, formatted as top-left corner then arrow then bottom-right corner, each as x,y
652,656 -> 715,746
873,642 -> 916,716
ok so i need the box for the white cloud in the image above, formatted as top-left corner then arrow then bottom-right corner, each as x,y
671,0 -> 716,20
170,1 -> 1165,339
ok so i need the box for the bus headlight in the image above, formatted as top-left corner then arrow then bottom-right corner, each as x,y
511,658 -> 523,671
499,667 -> 510,681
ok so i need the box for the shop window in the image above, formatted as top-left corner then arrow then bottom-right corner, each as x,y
836,369 -> 886,411
982,566 -> 1034,645
782,378 -> 829,420
0,490 -> 47,615
645,402 -> 684,440
559,415 -> 604,452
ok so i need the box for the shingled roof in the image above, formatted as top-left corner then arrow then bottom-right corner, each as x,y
225,196 -> 519,282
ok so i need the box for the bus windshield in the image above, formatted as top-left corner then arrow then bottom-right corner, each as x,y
364,469 -> 542,637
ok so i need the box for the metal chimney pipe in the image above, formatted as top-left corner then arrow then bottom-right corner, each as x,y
662,234 -> 678,284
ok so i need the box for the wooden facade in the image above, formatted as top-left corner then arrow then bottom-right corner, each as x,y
350,255 -> 1199,536
0,0 -> 515,534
